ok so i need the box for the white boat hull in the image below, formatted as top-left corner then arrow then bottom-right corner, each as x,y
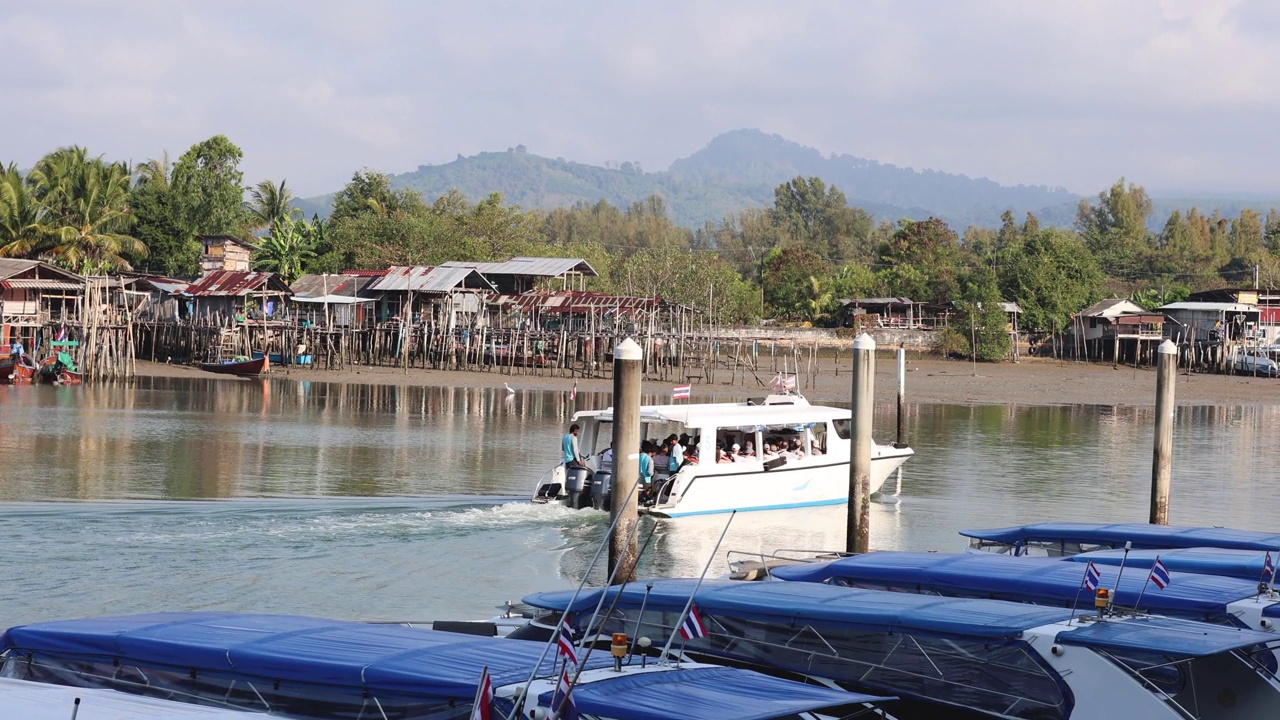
646,445 -> 913,518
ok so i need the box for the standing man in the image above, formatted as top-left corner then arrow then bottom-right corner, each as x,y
562,424 -> 585,468
638,442 -> 655,502
666,434 -> 684,474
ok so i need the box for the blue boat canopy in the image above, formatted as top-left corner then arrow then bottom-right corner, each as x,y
1056,616 -> 1276,657
1071,547 -> 1273,583
769,552 -> 1267,618
523,578 -> 1074,639
0,612 -> 608,698
541,666 -> 892,720
961,522 -> 1280,552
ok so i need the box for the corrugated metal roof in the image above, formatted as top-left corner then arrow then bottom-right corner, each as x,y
0,258 -> 84,284
290,274 -> 370,300
366,266 -> 495,294
1158,302 -> 1257,312
998,301 -> 1022,314
139,277 -> 190,294
1,279 -> 82,291
1076,298 -> 1145,318
183,271 -> 289,297
837,297 -> 916,306
492,290 -> 665,314
441,257 -> 598,277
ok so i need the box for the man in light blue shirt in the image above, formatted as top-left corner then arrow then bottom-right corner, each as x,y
666,435 -> 684,473
562,424 -> 583,467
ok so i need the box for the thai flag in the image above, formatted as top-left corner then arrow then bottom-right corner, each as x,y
569,381 -> 577,402
54,326 -> 66,342
782,375 -> 796,390
678,604 -> 708,640
672,385 -> 691,400
469,666 -> 492,720
1081,561 -> 1101,592
1265,551 -> 1275,581
550,670 -> 578,720
1150,557 -> 1171,589
556,618 -> 578,665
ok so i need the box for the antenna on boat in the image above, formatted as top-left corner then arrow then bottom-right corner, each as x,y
69,697 -> 80,720
502,480 -> 644,720
658,510 -> 737,665
1108,541 -> 1132,617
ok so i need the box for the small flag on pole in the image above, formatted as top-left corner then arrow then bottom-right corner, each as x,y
551,669 -> 578,720
782,375 -> 796,391
1150,557 -> 1171,589
1264,551 -> 1275,581
672,384 -> 691,400
1081,561 -> 1101,592
556,618 -> 578,665
569,381 -> 577,401
678,604 -> 708,640
469,666 -> 492,720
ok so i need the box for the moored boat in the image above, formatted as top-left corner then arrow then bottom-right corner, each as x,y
521,578 -> 1280,719
0,676 -> 256,719
37,351 -> 81,385
0,353 -> 37,384
1070,546 -> 1278,582
961,521 -> 1280,557
198,355 -> 269,377
534,392 -> 912,517
0,611 -> 897,720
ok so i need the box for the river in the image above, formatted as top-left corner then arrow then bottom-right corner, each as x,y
2,377 -> 1277,627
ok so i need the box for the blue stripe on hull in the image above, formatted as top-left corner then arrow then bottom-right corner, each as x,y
649,497 -> 849,518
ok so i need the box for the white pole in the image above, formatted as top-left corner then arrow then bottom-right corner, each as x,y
847,333 -> 876,554
1151,339 -> 1177,525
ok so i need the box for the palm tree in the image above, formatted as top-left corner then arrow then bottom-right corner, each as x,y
135,154 -> 172,190
246,179 -> 296,230
42,160 -> 146,273
0,163 -> 46,258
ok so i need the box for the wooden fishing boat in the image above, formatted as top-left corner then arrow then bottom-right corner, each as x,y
38,346 -> 82,385
198,355 -> 269,378
0,354 -> 37,385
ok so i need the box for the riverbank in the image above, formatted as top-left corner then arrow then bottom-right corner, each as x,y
134,356 -> 1280,407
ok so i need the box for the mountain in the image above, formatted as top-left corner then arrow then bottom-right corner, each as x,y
301,130 -> 1280,231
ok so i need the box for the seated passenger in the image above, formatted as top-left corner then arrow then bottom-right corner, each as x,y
742,441 -> 755,457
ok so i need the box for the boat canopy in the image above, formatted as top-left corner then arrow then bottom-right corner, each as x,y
540,666 -> 892,720
1071,546 -> 1274,582
769,552 -> 1267,618
1055,616 -> 1276,657
961,522 -> 1280,552
573,401 -> 838,429
0,612 -> 608,699
523,578 -> 1073,638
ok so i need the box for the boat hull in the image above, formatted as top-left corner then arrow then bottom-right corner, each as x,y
0,357 -> 37,385
646,447 -> 913,518
198,357 -> 269,377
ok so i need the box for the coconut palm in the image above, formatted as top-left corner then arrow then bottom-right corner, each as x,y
0,163 -> 46,258
246,179 -> 297,230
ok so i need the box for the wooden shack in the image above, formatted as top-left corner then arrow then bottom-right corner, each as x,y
0,259 -> 85,351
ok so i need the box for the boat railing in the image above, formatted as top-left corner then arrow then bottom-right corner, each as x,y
724,548 -> 855,580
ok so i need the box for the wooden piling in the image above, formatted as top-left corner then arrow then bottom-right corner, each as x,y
1150,339 -> 1177,525
847,333 -> 876,554
609,337 -> 643,584
896,347 -> 906,448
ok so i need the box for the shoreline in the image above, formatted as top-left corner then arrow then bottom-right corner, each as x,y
132,357 -> 1280,407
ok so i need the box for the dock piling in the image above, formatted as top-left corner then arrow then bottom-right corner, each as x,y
847,333 -> 876,554
896,346 -> 906,448
609,337 -> 643,583
1150,339 -> 1177,525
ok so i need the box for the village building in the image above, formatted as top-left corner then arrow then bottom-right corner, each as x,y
0,259 -> 86,353
1070,298 -> 1166,363
180,271 -> 292,325
439,257 -> 597,294
288,274 -> 379,328
1157,301 -> 1259,344
197,235 -> 256,274
364,265 -> 497,330
836,297 -> 921,328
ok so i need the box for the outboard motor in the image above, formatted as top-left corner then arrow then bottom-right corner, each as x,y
564,466 -> 592,510
590,470 -> 613,510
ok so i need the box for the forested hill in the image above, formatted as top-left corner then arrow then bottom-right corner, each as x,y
299,129 -> 1079,228
300,130 -> 1280,230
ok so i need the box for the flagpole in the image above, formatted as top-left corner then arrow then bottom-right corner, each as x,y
503,479 -> 642,720
659,510 -> 737,664
1266,550 -> 1277,597
573,500 -> 649,656
1068,563 -> 1091,624
1109,541 -> 1132,614
1132,554 -> 1159,614
469,665 -> 488,720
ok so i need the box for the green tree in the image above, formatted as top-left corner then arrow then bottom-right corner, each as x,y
171,135 -> 247,236
131,155 -> 201,276
612,245 -> 759,325
949,264 -> 1010,361
1075,178 -> 1152,278
877,217 -> 960,302
246,179 -> 297,231
770,176 -> 873,263
761,244 -> 828,320
253,216 -> 315,283
996,228 -> 1102,332
1265,209 -> 1280,253
0,163 -> 45,258
330,169 -> 424,223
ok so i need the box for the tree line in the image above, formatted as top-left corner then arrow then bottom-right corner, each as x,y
3,138 -> 1278,359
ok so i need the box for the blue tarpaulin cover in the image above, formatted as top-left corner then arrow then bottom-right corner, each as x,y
524,579 -> 1074,638
538,667 -> 891,720
769,552 -> 1269,619
1072,547 -> 1274,583
1055,616 -> 1275,657
960,522 -> 1280,552
0,613 -> 610,698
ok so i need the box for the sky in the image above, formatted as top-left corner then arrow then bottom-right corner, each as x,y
4,0 -> 1280,198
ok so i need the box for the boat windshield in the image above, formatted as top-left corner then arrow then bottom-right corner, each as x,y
1099,648 -> 1279,719
967,537 -> 1112,557
533,608 -> 1073,720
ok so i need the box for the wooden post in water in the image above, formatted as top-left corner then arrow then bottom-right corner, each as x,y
847,333 -> 876,554
609,337 -> 643,584
1150,339 -> 1177,525
896,346 -> 906,448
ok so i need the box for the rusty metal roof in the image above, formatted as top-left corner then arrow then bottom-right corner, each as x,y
366,266 -> 495,294
492,290 -> 666,314
183,271 -> 290,297
441,257 -> 597,278
290,273 -> 377,300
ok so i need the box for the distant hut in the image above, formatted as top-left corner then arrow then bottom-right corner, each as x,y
0,259 -> 85,353
289,273 -> 378,328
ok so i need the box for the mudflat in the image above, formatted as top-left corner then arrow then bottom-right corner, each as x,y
136,355 -> 1280,407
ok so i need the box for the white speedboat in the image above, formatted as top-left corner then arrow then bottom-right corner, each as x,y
533,393 -> 912,518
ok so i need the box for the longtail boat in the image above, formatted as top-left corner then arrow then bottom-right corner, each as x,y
0,354 -> 37,385
198,355 -> 269,378
38,341 -> 81,385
